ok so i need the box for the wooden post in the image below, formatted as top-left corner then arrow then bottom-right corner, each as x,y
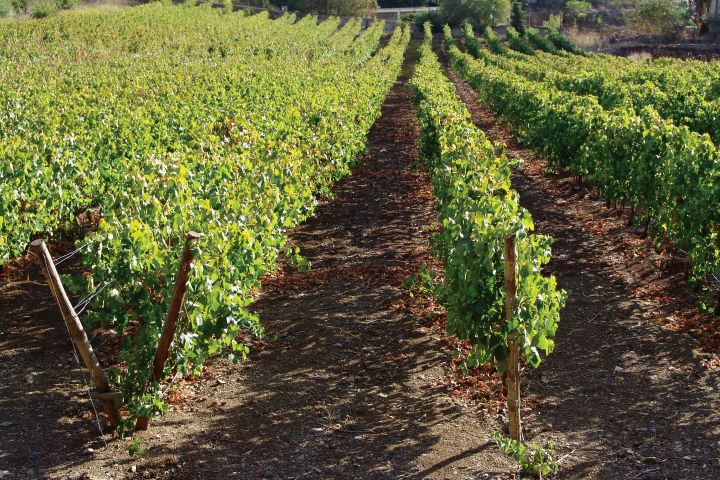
29,240 -> 121,428
503,235 -> 522,442
628,204 -> 635,226
136,231 -> 201,431
152,231 -> 201,381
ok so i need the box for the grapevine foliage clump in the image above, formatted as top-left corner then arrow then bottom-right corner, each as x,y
410,23 -> 566,373
453,25 -> 720,296
0,3 -> 409,431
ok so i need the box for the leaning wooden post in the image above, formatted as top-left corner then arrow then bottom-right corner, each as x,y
136,231 -> 201,431
29,240 -> 121,428
152,231 -> 202,381
503,235 -> 522,442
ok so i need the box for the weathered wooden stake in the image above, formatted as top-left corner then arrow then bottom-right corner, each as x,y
503,235 -> 521,442
152,231 -> 202,381
628,204 -> 635,226
30,240 -> 121,428
136,231 -> 201,431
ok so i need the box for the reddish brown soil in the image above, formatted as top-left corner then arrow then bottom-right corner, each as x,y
442,47 -> 720,480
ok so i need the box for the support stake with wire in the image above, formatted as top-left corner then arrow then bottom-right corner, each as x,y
136,231 -> 202,431
29,239 -> 121,428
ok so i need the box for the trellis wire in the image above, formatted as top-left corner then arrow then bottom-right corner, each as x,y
74,281 -> 109,316
52,242 -> 91,266
41,252 -> 108,443
52,242 -> 91,267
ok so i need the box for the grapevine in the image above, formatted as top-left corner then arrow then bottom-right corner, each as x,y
449,27 -> 720,291
411,23 -> 565,375
0,3 -> 409,431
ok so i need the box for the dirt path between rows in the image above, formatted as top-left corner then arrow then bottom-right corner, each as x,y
0,42 -> 525,480
440,43 -> 720,479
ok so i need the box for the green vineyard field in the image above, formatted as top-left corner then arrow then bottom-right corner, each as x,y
1,5 -> 718,478
0,3 -> 408,428
453,25 -> 720,291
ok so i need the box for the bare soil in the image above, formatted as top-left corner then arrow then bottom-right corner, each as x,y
441,47 -> 720,479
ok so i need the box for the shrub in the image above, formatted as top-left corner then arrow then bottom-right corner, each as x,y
0,0 -> 13,17
625,0 -> 689,34
506,25 -> 534,54
565,0 -> 591,26
328,0 -> 378,16
405,9 -> 443,25
437,0 -> 511,29
32,0 -> 57,18
544,12 -> 563,29
547,25 -> 584,54
494,433 -> 558,477
527,27 -> 558,53
11,0 -> 26,13
484,25 -> 508,54
55,0 -> 77,9
279,0 -> 378,16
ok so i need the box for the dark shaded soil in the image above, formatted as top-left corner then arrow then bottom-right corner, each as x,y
441,49 -> 720,480
0,266 -> 110,479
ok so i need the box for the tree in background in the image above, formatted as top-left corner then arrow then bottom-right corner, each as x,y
438,0 -> 511,29
0,0 -> 13,17
10,0 -> 26,13
280,0 -> 378,16
624,0 -> 689,33
687,0 -> 710,32
510,0 -> 526,34
564,0 -> 591,26
377,0 -> 432,6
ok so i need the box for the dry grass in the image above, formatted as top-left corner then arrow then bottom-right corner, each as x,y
627,50 -> 653,61
566,28 -> 610,51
